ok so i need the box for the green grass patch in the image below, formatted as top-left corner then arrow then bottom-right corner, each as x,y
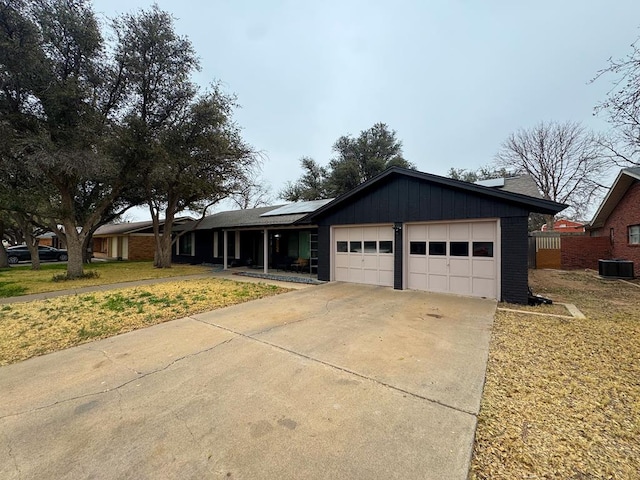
0,281 -> 27,297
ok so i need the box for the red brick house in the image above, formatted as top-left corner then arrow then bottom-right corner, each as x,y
541,219 -> 585,232
93,218 -> 191,261
587,167 -> 640,267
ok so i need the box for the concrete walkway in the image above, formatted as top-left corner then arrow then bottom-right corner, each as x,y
0,282 -> 495,480
0,269 -> 311,304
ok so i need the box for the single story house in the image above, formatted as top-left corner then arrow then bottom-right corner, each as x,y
587,167 -> 640,266
173,199 -> 332,270
174,167 -> 565,304
93,218 -> 191,261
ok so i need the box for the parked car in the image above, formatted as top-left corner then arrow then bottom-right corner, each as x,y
6,245 -> 69,264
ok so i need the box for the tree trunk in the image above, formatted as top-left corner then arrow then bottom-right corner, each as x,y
82,234 -> 93,264
545,214 -> 555,231
0,222 -> 8,268
156,231 -> 173,268
26,239 -> 41,271
15,216 -> 40,270
63,221 -> 85,278
150,201 -> 175,269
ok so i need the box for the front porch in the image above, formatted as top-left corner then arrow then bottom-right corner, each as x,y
216,228 -> 319,275
229,266 -> 322,285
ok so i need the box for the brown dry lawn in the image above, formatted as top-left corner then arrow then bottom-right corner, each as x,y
0,278 -> 290,366
471,270 -> 640,479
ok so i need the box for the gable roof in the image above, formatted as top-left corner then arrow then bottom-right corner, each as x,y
589,167 -> 640,229
300,167 -> 565,222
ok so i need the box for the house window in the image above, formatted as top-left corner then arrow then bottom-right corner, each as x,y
336,241 -> 348,252
629,225 -> 640,244
379,241 -> 393,254
177,233 -> 194,256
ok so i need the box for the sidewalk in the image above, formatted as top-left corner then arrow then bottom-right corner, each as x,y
0,269 -> 312,305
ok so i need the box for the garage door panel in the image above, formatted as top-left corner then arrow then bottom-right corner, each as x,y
408,256 -> 427,274
408,224 -> 426,240
408,272 -> 427,290
448,223 -> 470,240
473,278 -> 496,298
426,224 -> 446,239
427,257 -> 447,274
363,255 -> 378,269
335,266 -> 348,282
472,259 -> 494,278
348,256 -> 363,269
449,258 -> 470,276
379,256 -> 394,271
380,270 -> 394,287
428,274 -> 448,292
335,254 -> 349,269
407,222 -> 498,299
472,222 -> 495,239
449,276 -> 471,295
333,225 -> 394,287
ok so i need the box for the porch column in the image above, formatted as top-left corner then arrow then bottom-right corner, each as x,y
223,230 -> 228,270
263,229 -> 269,274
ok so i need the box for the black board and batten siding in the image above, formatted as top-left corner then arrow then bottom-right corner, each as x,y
311,174 -> 534,304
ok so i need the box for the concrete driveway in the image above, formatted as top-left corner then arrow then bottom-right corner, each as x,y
0,282 -> 496,480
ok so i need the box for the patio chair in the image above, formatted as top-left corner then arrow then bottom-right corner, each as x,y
290,257 -> 309,273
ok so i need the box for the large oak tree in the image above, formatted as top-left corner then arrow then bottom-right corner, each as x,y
112,7 -> 257,268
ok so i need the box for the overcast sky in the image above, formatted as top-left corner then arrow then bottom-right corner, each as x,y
92,0 -> 640,216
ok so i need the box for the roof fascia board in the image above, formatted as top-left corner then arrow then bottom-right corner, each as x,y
588,169 -> 637,229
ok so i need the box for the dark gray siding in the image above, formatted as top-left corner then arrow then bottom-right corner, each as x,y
314,176 -> 533,303
317,177 -> 530,226
317,225 -> 331,281
500,217 -> 529,304
393,223 -> 403,290
173,230 -> 214,264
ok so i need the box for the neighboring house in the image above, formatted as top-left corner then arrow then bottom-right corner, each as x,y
587,167 -> 640,267
541,219 -> 585,233
174,167 -> 564,304
37,232 -> 66,249
93,218 -> 191,261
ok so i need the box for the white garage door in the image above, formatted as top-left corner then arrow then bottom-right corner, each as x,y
406,221 -> 498,299
333,225 -> 394,287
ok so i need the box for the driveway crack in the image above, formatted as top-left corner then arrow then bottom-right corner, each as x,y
0,338 -> 234,421
199,320 -> 478,418
82,346 -> 142,375
3,430 -> 22,479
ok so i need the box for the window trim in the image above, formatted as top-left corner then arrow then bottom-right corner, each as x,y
176,232 -> 195,256
629,225 -> 640,245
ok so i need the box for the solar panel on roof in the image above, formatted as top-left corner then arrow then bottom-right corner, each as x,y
260,198 -> 334,217
474,178 -> 505,188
